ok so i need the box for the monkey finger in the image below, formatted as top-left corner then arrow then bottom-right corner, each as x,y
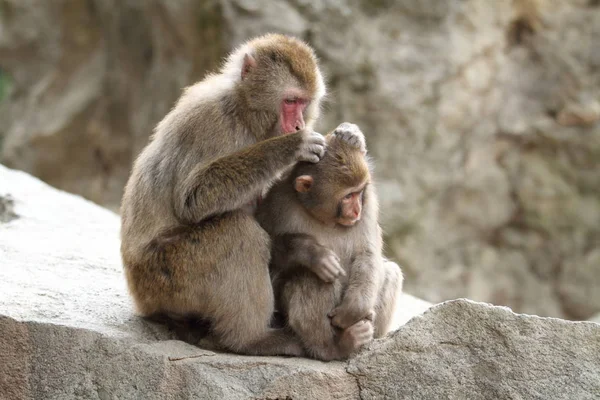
331,314 -> 350,329
352,320 -> 374,336
327,307 -> 338,319
323,257 -> 343,277
355,330 -> 374,346
310,145 -> 326,159
306,130 -> 326,142
299,154 -> 321,164
315,269 -> 335,283
329,258 -> 346,277
346,320 -> 374,344
312,263 -> 336,282
332,317 -> 344,329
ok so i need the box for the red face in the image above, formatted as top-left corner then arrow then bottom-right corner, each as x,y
336,190 -> 364,226
280,92 -> 309,134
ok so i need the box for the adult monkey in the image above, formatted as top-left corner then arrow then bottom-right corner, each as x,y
120,34 -> 327,356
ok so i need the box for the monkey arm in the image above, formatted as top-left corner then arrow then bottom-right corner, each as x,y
270,233 -> 345,283
174,133 -> 305,224
328,249 -> 381,330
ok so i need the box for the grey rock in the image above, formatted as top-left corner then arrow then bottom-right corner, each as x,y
0,194 -> 17,223
2,164 -> 599,399
1,0 -> 599,321
350,299 -> 600,400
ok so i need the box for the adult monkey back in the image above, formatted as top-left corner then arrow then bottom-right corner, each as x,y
120,34 -> 327,356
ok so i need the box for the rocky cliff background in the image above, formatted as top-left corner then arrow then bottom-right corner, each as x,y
0,0 -> 598,320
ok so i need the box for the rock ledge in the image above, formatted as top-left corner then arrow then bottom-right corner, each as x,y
1,165 -> 598,400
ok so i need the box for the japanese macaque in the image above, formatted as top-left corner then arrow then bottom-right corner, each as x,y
256,123 -> 403,361
120,34 -> 328,356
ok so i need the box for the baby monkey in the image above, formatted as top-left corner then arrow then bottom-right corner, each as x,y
257,123 -> 403,361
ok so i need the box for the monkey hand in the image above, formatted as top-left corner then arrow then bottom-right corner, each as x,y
308,245 -> 345,283
328,299 -> 375,330
296,130 -> 326,163
337,319 -> 374,355
332,122 -> 366,154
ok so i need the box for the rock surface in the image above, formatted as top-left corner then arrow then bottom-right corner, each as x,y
0,0 -> 599,319
350,300 -> 600,400
2,164 -> 600,399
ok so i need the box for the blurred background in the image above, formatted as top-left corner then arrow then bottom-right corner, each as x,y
0,0 -> 598,321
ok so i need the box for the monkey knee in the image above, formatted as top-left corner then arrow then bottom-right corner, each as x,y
383,260 -> 404,293
372,262 -> 404,338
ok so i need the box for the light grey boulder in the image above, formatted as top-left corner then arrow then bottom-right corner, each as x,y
351,300 -> 600,400
2,164 -> 599,399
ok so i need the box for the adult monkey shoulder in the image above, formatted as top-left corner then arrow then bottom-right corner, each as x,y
120,34 -> 326,357
257,122 -> 404,361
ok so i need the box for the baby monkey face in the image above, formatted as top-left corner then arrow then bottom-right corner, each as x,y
293,155 -> 369,228
336,188 -> 365,226
294,173 -> 366,227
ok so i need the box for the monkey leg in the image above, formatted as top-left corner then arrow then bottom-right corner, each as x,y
373,260 -> 404,338
281,272 -> 371,361
131,211 -> 304,357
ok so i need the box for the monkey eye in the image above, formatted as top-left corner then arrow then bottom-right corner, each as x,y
284,98 -> 297,104
344,193 -> 353,200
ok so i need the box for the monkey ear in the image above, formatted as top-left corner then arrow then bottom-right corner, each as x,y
241,53 -> 257,80
294,175 -> 314,193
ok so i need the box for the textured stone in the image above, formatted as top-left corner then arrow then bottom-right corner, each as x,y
0,0 -> 227,210
1,0 -> 599,319
350,299 -> 600,400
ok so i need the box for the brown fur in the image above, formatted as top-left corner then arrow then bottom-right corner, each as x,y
251,34 -> 321,94
256,123 -> 404,361
120,34 -> 327,356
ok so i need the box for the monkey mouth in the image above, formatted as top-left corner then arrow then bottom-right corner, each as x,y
280,123 -> 301,135
280,110 -> 305,135
337,218 -> 359,227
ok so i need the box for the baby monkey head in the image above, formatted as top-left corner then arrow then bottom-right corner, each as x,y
293,133 -> 371,227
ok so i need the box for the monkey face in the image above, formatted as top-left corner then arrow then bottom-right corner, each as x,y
294,174 -> 366,228
280,91 -> 310,134
238,35 -> 325,137
336,190 -> 364,226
